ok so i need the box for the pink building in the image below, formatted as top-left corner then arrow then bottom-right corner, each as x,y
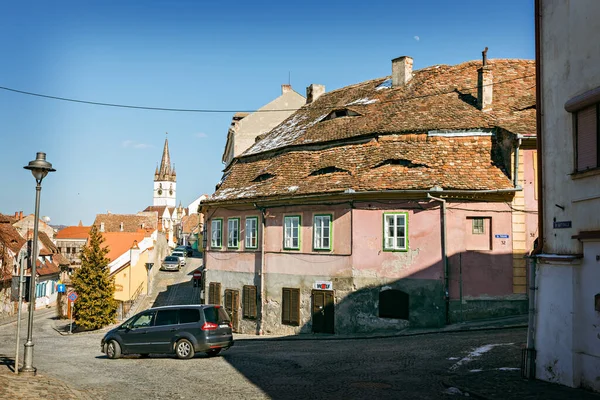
201,54 -> 538,335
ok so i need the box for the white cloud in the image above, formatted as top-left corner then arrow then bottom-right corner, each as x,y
195,132 -> 208,138
414,35 -> 420,42
122,140 -> 151,149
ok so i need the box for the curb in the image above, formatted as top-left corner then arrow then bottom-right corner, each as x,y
234,323 -> 527,342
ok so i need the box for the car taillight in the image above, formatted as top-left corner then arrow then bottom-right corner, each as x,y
201,322 -> 218,331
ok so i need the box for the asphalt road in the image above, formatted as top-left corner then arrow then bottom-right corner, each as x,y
0,254 -> 529,399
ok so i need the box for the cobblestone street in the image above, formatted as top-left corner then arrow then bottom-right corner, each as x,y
0,255 -> 596,399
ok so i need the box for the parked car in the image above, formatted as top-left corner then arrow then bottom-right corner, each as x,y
171,251 -> 186,267
100,305 -> 234,359
175,245 -> 193,257
161,256 -> 180,271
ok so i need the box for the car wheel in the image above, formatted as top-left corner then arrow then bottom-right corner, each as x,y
175,339 -> 195,359
205,348 -> 221,357
106,340 -> 121,359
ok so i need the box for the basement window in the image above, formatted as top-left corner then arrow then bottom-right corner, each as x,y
379,289 -> 409,320
309,166 -> 350,176
321,109 -> 360,121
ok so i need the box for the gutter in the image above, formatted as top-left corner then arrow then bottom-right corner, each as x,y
202,188 -> 521,208
427,193 -> 449,325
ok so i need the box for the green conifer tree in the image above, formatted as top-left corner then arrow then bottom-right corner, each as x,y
71,225 -> 117,330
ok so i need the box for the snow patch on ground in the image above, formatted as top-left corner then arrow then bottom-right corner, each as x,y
449,343 -> 514,371
498,367 -> 520,371
469,369 -> 483,373
287,186 -> 299,192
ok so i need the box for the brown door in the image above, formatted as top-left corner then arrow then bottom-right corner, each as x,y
224,289 -> 240,332
312,290 -> 334,334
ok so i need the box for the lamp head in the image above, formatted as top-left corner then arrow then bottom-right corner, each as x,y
24,152 -> 56,182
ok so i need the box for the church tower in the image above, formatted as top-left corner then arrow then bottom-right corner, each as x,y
153,136 -> 177,207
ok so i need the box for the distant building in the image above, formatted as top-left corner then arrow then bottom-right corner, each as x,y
55,222 -> 91,266
153,137 -> 177,207
221,85 -> 306,167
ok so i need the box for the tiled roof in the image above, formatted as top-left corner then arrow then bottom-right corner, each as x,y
143,206 -> 167,216
0,222 -> 26,253
244,59 -> 535,157
0,214 -> 18,224
102,231 -> 148,262
52,252 -> 70,266
94,213 -> 158,232
56,226 -> 91,239
181,214 -> 199,234
38,232 -> 58,254
210,59 -> 535,203
36,258 -> 60,277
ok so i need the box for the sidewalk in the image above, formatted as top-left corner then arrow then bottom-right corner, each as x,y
443,369 -> 600,400
233,314 -> 529,341
0,307 -> 57,328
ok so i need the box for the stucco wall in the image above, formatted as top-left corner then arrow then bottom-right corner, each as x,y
205,197 -> 529,334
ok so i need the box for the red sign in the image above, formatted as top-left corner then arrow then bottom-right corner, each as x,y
193,271 -> 202,278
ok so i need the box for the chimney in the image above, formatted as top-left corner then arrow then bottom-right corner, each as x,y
306,84 -> 325,104
281,84 -> 292,94
14,211 -> 18,219
477,47 -> 493,111
20,211 -> 23,220
392,56 -> 413,87
130,240 -> 140,267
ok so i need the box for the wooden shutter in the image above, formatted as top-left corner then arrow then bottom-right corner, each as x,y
225,290 -> 233,315
209,282 -> 222,305
243,285 -> 257,319
282,288 -> 300,326
577,105 -> 598,171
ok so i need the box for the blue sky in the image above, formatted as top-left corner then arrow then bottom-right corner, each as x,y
0,0 -> 535,226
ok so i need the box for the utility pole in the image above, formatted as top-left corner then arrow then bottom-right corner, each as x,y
14,246 -> 27,374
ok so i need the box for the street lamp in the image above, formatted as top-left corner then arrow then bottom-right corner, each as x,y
20,152 -> 55,375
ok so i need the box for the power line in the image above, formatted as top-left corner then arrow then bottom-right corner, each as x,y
0,73 -> 535,114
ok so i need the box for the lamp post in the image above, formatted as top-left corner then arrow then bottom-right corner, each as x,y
20,152 -> 55,375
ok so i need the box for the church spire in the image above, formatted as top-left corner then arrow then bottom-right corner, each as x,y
156,134 -> 176,182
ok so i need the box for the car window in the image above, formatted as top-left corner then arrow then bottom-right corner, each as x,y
155,309 -> 179,326
218,307 -> 231,324
203,307 -> 219,324
179,308 -> 200,324
173,252 -> 184,257
132,312 -> 155,328
165,256 -> 178,262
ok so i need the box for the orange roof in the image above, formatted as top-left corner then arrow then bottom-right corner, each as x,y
56,226 -> 91,239
102,231 -> 148,262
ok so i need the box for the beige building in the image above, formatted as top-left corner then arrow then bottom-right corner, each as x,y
533,0 -> 600,392
221,84 -> 305,167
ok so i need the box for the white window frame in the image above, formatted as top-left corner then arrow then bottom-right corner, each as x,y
283,215 -> 301,250
227,218 -> 240,248
245,217 -> 258,249
211,219 -> 222,248
313,214 -> 332,250
383,212 -> 408,251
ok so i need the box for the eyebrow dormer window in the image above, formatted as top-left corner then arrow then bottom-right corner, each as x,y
321,109 -> 360,121
309,166 -> 350,176
252,173 -> 275,183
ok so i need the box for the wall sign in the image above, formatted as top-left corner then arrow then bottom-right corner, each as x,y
495,234 -> 510,239
314,281 -> 333,290
553,221 -> 572,229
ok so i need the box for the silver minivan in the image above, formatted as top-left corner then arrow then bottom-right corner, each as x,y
101,305 -> 234,359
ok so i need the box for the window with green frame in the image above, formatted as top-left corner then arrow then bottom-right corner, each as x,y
211,219 -> 222,248
383,212 -> 408,251
313,214 -> 331,250
245,217 -> 258,249
227,218 -> 240,248
283,215 -> 301,250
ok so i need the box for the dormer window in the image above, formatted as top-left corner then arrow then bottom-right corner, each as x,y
309,166 -> 351,176
252,173 -> 275,183
373,159 -> 430,169
321,109 -> 360,122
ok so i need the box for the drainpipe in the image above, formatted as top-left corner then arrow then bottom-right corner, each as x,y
514,137 -> 522,188
427,193 -> 449,324
254,204 -> 266,336
523,0 -> 544,380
